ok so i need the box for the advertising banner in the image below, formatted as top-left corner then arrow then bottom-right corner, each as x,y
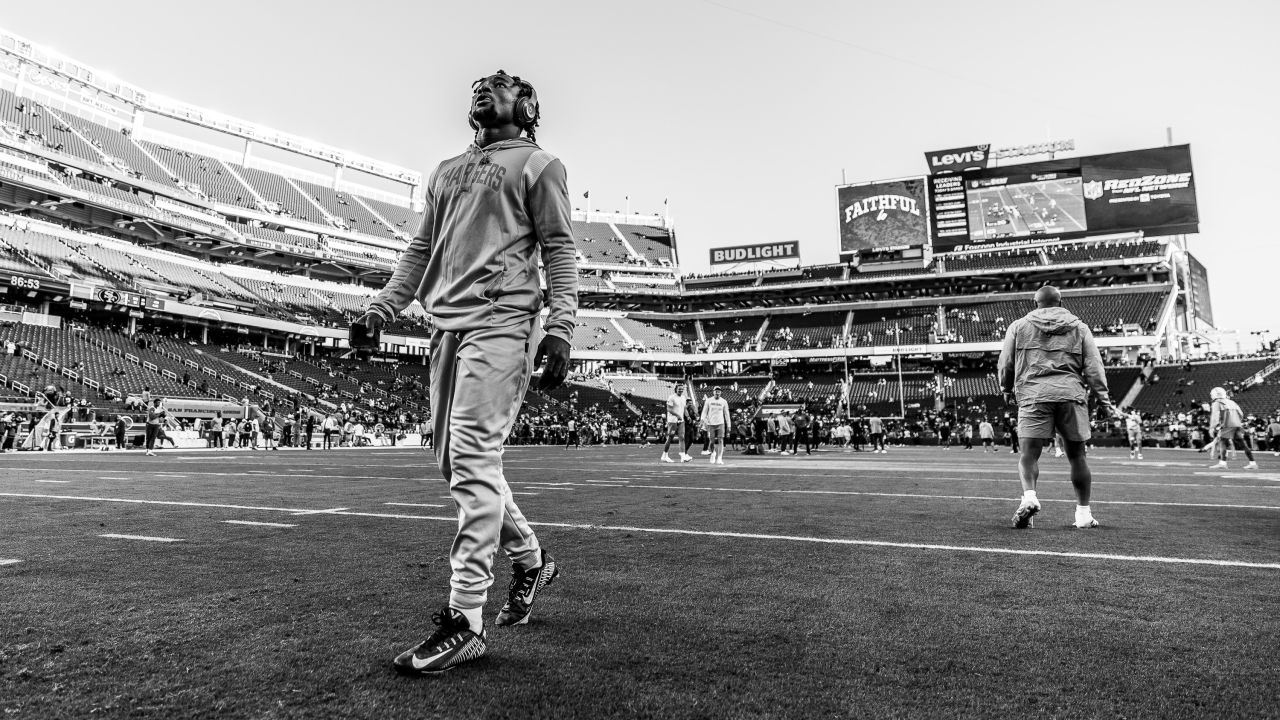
709,241 -> 800,266
1185,252 -> 1214,328
924,144 -> 991,174
837,178 -> 930,257
1080,146 -> 1198,235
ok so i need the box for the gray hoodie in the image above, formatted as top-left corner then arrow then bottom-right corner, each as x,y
997,306 -> 1112,407
366,138 -> 578,343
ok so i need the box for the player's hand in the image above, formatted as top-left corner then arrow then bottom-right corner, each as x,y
535,335 -> 571,391
350,312 -> 385,348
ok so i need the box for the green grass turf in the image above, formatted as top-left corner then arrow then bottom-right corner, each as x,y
1,444 -> 1278,718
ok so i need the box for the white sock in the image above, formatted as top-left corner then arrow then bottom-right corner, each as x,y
1075,504 -> 1092,519
453,605 -> 484,635
1023,490 -> 1038,503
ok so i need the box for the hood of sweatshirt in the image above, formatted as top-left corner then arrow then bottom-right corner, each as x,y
467,137 -> 539,155
1026,306 -> 1081,335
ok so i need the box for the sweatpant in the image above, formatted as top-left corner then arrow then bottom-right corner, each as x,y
431,317 -> 542,611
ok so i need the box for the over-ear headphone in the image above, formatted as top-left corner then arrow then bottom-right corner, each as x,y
513,86 -> 539,127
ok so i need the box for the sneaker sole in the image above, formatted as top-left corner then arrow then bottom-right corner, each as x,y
1012,505 -> 1039,529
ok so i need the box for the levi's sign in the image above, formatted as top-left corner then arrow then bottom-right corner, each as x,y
925,144 -> 991,174
709,241 -> 800,265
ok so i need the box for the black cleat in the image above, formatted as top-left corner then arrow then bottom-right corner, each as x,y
494,549 -> 559,627
393,607 -> 487,675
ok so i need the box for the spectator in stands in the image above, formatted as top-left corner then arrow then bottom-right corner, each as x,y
999,285 -> 1121,530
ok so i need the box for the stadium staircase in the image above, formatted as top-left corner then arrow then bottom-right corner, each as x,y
609,318 -> 637,348
754,317 -> 771,351
1119,365 -> 1155,409
609,222 -> 645,264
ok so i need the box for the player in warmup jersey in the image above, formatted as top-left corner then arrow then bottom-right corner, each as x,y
355,69 -> 575,674
1208,387 -> 1259,470
661,384 -> 692,463
978,418 -> 995,453
868,415 -> 886,454
699,386 -> 731,465
999,285 -> 1121,529
1125,410 -> 1145,460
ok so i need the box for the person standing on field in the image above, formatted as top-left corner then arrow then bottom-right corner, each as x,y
353,69 -> 576,674
661,384 -> 691,463
699,386 -> 731,465
998,285 -> 1121,529
1208,387 -> 1259,470
979,418 -> 995,453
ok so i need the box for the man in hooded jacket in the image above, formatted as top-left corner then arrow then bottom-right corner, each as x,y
998,285 -> 1121,529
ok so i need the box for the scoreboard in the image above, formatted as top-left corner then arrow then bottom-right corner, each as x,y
926,145 -> 1197,252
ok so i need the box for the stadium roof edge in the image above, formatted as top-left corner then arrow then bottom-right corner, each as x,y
0,26 -> 422,188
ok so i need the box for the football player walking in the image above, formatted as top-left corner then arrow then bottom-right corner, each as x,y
355,70 -> 577,674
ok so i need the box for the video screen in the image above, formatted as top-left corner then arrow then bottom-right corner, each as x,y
964,172 -> 1087,242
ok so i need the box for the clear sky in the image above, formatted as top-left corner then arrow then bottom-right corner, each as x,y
4,0 -> 1277,340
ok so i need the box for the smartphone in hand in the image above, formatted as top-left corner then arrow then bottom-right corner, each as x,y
349,321 -> 382,349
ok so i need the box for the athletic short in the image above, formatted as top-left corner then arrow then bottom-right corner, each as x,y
667,421 -> 684,436
1217,427 -> 1248,443
1017,402 -> 1091,441
1127,430 -> 1143,444
706,424 -> 724,442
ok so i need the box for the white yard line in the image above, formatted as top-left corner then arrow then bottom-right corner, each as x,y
0,559 -> 21,566
223,520 -> 297,528
384,502 -> 446,508
4,492 -> 1276,571
99,534 -> 183,542
34,479 -> 70,483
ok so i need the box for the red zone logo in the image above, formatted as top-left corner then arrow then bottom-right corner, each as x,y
1085,173 -> 1192,200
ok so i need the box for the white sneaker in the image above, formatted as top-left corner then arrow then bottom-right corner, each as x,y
1136,454 -> 1144,460
1073,515 -> 1100,529
1054,449 -> 1065,458
700,450 -> 712,455
709,455 -> 716,464
680,454 -> 692,463
1244,461 -> 1259,470
780,451 -> 791,455
660,454 -> 673,463
1209,461 -> 1228,469
1012,497 -> 1040,529
714,459 -> 725,465
1129,451 -> 1135,459
145,451 -> 156,457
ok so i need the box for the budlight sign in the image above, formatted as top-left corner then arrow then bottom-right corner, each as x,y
709,241 -> 800,266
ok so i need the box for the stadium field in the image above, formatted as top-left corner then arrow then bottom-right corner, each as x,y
2,444 -> 1278,718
